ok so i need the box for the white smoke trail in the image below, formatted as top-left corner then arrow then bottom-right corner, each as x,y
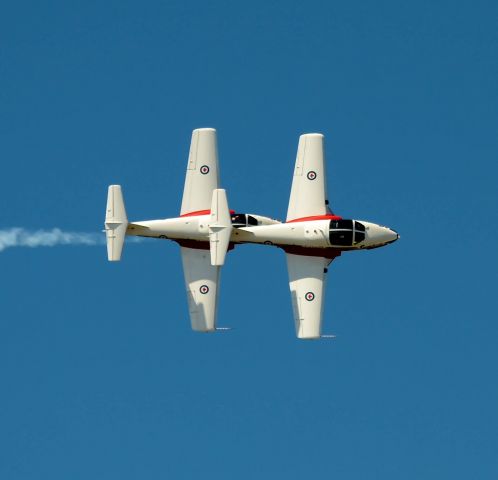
0,227 -> 106,253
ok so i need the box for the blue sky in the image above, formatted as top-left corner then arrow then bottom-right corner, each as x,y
1,1 -> 497,478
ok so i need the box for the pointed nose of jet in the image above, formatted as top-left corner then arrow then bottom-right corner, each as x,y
375,226 -> 398,244
365,224 -> 399,246
386,228 -> 399,244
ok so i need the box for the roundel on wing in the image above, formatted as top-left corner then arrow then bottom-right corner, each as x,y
200,284 -> 209,294
200,165 -> 210,175
307,170 -> 317,180
305,291 -> 315,301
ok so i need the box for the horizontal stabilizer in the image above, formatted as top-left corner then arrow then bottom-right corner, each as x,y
105,185 -> 128,261
208,189 -> 233,266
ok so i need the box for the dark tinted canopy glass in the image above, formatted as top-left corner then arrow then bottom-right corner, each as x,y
329,230 -> 353,246
354,231 -> 365,243
330,219 -> 353,230
231,214 -> 258,227
355,221 -> 365,232
231,214 -> 246,226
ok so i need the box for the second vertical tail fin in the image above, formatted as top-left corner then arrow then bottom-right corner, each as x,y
105,185 -> 128,261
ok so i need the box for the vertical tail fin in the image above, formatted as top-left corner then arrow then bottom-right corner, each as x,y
105,185 -> 128,261
208,189 -> 233,266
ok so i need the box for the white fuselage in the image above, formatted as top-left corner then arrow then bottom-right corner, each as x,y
127,214 -> 399,251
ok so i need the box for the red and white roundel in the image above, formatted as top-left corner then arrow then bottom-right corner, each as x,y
200,165 -> 210,175
305,291 -> 315,301
307,170 -> 317,180
199,284 -> 209,294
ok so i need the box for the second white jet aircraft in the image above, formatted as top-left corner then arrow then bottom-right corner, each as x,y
105,128 -> 398,339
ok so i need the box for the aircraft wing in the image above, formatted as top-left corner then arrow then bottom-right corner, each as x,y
180,246 -> 220,332
286,133 -> 331,222
180,128 -> 220,215
286,253 -> 332,339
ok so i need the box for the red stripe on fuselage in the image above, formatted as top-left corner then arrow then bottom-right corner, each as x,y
286,214 -> 342,223
180,209 -> 211,217
180,209 -> 236,217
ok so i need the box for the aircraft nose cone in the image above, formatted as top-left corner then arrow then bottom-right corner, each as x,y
361,222 -> 399,247
376,226 -> 399,245
387,229 -> 399,243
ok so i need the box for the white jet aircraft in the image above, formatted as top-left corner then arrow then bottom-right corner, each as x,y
105,128 -> 279,333
105,128 -> 398,339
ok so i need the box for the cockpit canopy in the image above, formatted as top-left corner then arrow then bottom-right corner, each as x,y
329,220 -> 365,246
231,213 -> 258,228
